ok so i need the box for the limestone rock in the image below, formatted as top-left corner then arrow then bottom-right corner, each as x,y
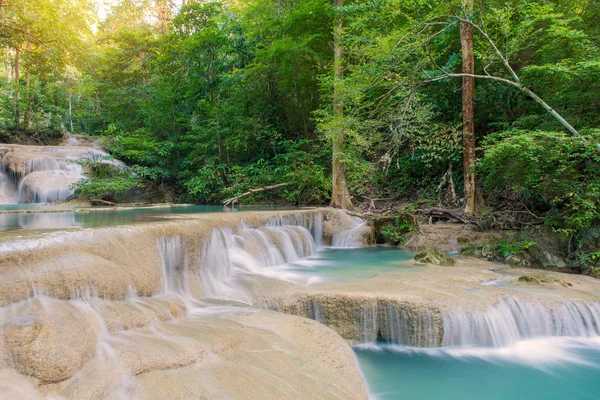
2,300 -> 99,383
414,248 -> 455,266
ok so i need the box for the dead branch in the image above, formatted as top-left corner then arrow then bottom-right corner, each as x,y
91,199 -> 116,206
223,182 -> 291,207
412,207 -> 476,224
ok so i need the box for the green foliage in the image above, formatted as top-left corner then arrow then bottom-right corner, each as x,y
496,239 -> 537,258
71,161 -> 143,202
462,235 -> 537,260
579,251 -> 600,277
381,216 -> 415,245
478,130 -> 600,234
1,0 -> 599,243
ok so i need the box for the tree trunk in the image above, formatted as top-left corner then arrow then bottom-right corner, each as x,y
331,0 -> 354,210
24,43 -> 31,129
13,47 -> 20,128
4,48 -> 11,83
460,1 -> 479,217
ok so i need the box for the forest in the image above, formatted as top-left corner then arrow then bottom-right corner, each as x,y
1,1 -> 599,269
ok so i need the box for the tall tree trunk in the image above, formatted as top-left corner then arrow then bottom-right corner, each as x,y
24,43 -> 31,129
13,47 -> 20,128
331,0 -> 353,210
460,1 -> 479,217
4,48 -> 11,82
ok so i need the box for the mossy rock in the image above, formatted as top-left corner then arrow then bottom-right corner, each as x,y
516,275 -> 542,284
374,213 -> 416,245
515,275 -> 572,287
413,248 -> 455,266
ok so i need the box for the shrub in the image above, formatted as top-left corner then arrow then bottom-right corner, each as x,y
478,130 -> 600,235
71,161 -> 144,202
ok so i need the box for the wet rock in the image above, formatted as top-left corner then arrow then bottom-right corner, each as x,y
2,301 -> 99,384
517,275 -> 542,284
404,223 -> 506,252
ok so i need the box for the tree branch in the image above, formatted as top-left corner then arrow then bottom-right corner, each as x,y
223,182 -> 291,207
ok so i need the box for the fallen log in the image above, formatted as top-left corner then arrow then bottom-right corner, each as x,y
223,182 -> 291,207
91,199 -> 116,206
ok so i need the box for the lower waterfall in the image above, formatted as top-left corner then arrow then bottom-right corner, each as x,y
442,297 -> 600,347
304,297 -> 600,348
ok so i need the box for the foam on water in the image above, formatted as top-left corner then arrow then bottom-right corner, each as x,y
355,336 -> 600,368
355,337 -> 600,400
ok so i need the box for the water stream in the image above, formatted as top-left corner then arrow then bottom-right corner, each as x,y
0,204 -> 599,398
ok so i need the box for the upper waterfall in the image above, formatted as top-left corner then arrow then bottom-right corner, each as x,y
0,135 -> 121,204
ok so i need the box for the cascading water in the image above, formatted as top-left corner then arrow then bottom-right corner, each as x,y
157,236 -> 189,295
331,215 -> 370,247
0,143 -> 122,204
0,171 -> 17,203
442,297 -> 600,347
199,214 -> 322,302
303,296 -> 600,348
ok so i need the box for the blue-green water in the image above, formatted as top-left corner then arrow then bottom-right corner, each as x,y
0,205 -> 292,232
278,247 -> 419,284
355,338 -> 600,400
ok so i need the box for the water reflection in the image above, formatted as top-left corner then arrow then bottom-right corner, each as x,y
0,205 -> 293,233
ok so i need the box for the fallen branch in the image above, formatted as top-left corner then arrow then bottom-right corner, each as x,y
91,199 -> 116,206
223,182 -> 291,207
412,207 -> 475,224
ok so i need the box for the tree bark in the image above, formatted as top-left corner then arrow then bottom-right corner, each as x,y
13,46 -> 20,128
4,48 -> 10,83
460,1 -> 480,217
24,43 -> 31,129
331,0 -> 354,210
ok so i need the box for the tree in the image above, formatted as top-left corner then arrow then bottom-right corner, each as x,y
460,0 -> 479,216
330,0 -> 353,210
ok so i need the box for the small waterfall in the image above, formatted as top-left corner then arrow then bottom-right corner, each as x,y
332,215 -> 369,247
0,171 -> 17,204
381,304 -> 440,347
157,236 -> 189,295
298,296 -> 600,348
199,214 -> 322,302
442,297 -> 600,347
311,212 -> 323,248
17,170 -> 84,203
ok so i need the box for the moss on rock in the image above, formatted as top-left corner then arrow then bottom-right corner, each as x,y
413,248 -> 455,266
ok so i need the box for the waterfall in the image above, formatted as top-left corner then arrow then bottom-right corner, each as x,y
301,296 -> 600,348
0,144 -> 122,204
0,171 -> 17,204
199,214 -> 322,302
157,236 -> 189,295
442,297 -> 600,347
332,215 -> 369,247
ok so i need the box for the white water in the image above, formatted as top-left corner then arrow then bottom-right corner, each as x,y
199,214 -> 322,302
344,297 -> 600,348
442,297 -> 600,347
332,215 -> 368,247
0,144 -> 122,204
151,216 -> 600,349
